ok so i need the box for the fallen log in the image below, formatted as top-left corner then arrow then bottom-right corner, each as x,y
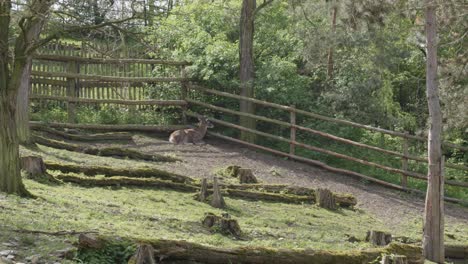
45,162 -> 194,184
33,135 -> 180,162
31,126 -> 133,141
77,235 -> 424,264
56,174 -> 198,192
225,189 -> 315,204
222,183 -> 356,207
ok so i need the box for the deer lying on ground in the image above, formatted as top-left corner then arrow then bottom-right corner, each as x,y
169,116 -> 214,145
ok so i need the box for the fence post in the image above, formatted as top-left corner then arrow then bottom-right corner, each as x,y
290,105 -> 296,155
180,65 -> 188,125
401,133 -> 409,188
67,61 -> 79,123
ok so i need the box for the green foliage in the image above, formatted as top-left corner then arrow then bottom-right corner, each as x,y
77,240 -> 136,264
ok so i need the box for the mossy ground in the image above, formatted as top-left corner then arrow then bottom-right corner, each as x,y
0,143 -> 466,263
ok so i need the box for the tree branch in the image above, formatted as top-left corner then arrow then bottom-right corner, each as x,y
30,16 -> 138,52
254,0 -> 274,16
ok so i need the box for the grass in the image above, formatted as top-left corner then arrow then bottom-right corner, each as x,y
2,140 -> 466,262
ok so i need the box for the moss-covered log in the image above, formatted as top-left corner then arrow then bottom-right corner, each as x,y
45,161 -> 195,184
77,235 -> 424,264
222,183 -> 356,207
225,189 -> 315,204
31,126 -> 133,141
33,135 -> 180,162
56,174 -> 198,192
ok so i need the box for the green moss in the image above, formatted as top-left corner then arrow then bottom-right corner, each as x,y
215,165 -> 241,178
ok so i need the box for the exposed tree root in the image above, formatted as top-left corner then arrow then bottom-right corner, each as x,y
77,234 -> 424,264
33,134 -> 180,162
45,161 -> 195,184
31,125 -> 133,141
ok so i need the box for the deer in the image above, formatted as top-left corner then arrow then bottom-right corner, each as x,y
169,116 -> 214,145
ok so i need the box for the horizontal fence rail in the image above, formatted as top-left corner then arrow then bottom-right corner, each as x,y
30,95 -> 187,106
31,71 -> 188,83
189,85 -> 468,152
186,84 -> 467,203
33,54 -> 191,65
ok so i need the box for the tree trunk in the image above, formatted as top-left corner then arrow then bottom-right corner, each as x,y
0,0 -> 28,196
327,4 -> 338,80
316,188 -> 337,210
366,231 -> 392,246
15,58 -> 33,145
13,0 -> 53,145
210,177 -> 226,209
239,0 -> 256,143
423,0 -> 444,262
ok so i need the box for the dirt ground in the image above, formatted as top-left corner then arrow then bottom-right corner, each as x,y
85,133 -> 468,232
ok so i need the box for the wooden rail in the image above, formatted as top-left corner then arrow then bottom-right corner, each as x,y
29,121 -> 188,132
186,112 -> 467,188
30,95 -> 187,106
189,85 -> 468,152
33,54 -> 191,65
31,71 -> 189,83
186,85 -> 467,201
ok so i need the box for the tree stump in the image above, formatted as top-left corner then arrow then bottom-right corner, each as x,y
197,178 -> 208,202
238,168 -> 258,184
366,231 -> 392,246
130,244 -> 156,264
202,213 -> 241,237
210,177 -> 226,209
20,156 -> 46,177
316,188 -> 337,210
380,255 -> 407,264
78,234 -> 104,249
20,156 -> 59,183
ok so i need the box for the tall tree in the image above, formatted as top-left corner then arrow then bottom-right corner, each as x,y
0,0 -> 54,195
326,1 -> 337,80
423,0 -> 444,262
239,0 -> 256,143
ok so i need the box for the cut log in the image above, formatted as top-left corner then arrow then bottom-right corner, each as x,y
366,231 -> 392,246
238,168 -> 258,184
210,177 -> 226,209
56,174 -> 198,192
33,135 -> 180,162
202,213 -> 241,237
381,254 -> 407,264
31,126 -> 133,141
197,178 -> 208,202
78,235 -> 424,264
225,189 -> 314,204
130,244 -> 156,264
20,156 -> 46,177
44,161 -> 194,184
316,188 -> 337,210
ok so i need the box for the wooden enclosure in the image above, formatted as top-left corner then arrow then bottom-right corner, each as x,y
29,42 -> 467,203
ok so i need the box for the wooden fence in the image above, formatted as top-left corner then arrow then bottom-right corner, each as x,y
29,42 -> 467,203
30,42 -> 190,128
186,85 -> 467,204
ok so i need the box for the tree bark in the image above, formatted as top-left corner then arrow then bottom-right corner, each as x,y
13,0 -> 55,145
423,0 -> 444,263
239,0 -> 256,143
0,0 -> 28,196
327,3 -> 338,81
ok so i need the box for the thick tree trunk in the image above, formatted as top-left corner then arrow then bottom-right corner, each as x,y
13,0 -> 52,145
0,0 -> 28,196
327,4 -> 338,80
239,0 -> 256,143
423,0 -> 444,263
15,58 -> 32,144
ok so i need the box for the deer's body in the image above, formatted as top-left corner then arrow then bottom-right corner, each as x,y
169,116 -> 213,145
